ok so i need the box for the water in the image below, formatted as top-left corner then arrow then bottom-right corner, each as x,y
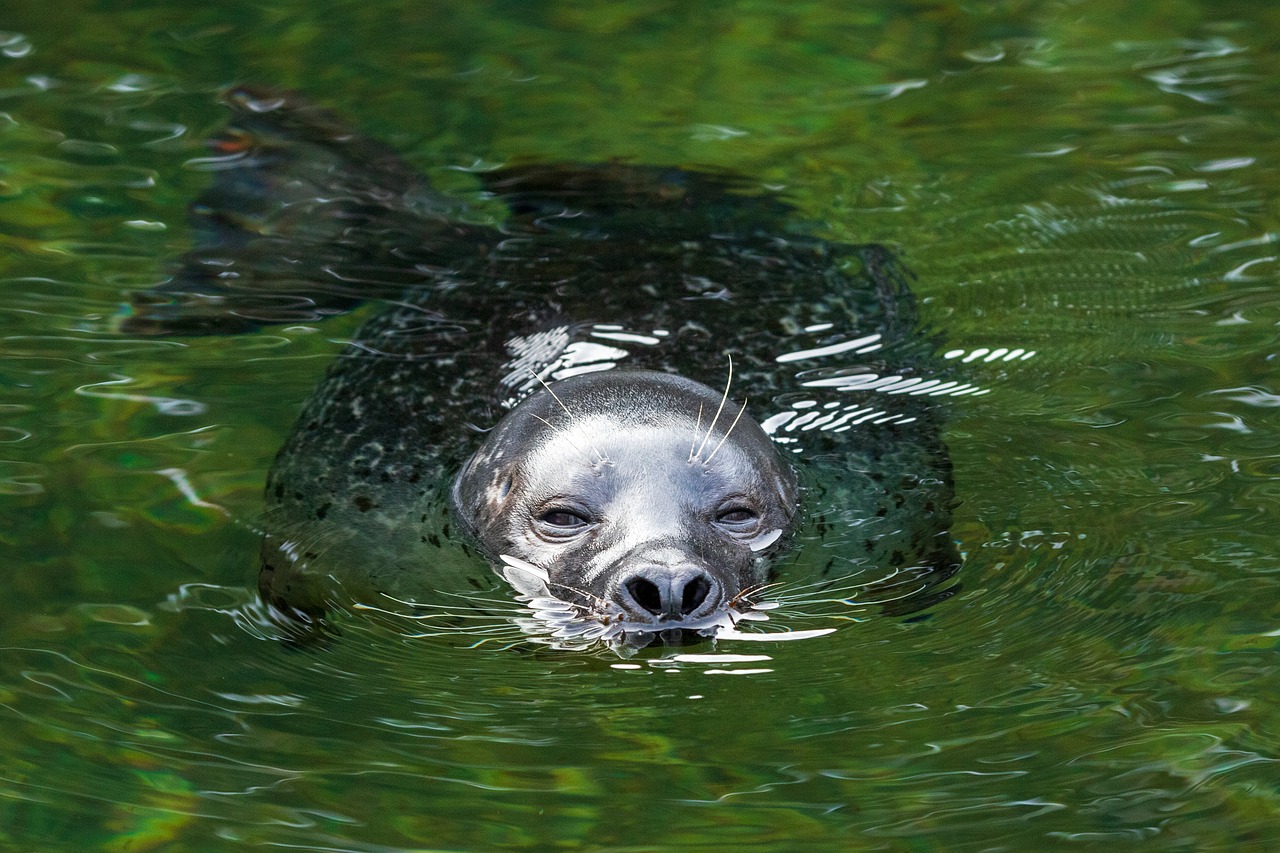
3,0 -> 1280,849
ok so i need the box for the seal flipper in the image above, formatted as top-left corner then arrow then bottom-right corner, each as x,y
122,86 -> 491,336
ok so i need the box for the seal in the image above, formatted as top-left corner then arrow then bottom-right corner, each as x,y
123,87 -> 960,647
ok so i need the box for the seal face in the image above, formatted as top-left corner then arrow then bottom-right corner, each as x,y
452,371 -> 797,636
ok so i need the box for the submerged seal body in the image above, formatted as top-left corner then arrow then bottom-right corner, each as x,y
125,88 -> 960,646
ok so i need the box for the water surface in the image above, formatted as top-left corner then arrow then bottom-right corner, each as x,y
2,0 -> 1279,849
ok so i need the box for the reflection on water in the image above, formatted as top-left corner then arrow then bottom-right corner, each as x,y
3,0 -> 1280,849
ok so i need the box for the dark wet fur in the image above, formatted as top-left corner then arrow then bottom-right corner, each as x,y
125,87 -> 960,641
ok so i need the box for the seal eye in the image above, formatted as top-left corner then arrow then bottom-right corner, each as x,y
538,509 -> 590,531
715,506 -> 759,528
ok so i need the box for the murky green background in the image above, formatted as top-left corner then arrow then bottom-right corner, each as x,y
3,0 -> 1279,849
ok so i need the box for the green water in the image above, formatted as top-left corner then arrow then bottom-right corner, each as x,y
3,0 -> 1280,849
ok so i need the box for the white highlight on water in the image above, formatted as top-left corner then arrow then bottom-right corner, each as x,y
776,333 -> 882,363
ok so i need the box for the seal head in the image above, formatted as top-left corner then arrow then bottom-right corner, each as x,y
452,370 -> 798,638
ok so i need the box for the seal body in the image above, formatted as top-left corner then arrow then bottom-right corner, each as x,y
126,88 -> 960,644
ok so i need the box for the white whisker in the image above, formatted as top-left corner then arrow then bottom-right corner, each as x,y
702,399 -> 749,466
354,601 -> 525,621
687,402 -> 704,463
847,583 -> 930,606
530,413 -> 597,467
529,368 -> 608,464
692,352 -> 733,462
765,572 -> 882,598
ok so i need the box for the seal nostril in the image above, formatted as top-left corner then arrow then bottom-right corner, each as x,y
624,571 -> 715,618
681,574 -> 711,615
626,577 -> 664,615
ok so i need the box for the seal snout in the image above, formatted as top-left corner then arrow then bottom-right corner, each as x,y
621,565 -> 720,620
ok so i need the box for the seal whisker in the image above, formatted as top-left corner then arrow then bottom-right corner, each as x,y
764,572 -> 882,597
528,368 -> 609,464
727,579 -> 784,609
687,402 -> 704,463
412,622 -> 528,635
692,352 -> 733,462
845,582 -> 931,607
766,580 -> 877,604
355,600 -> 529,620
544,579 -> 612,612
398,625 -> 530,641
431,589 -> 521,606
763,576 -> 913,609
529,413 -> 599,467
764,579 -> 861,599
701,398 -> 749,467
